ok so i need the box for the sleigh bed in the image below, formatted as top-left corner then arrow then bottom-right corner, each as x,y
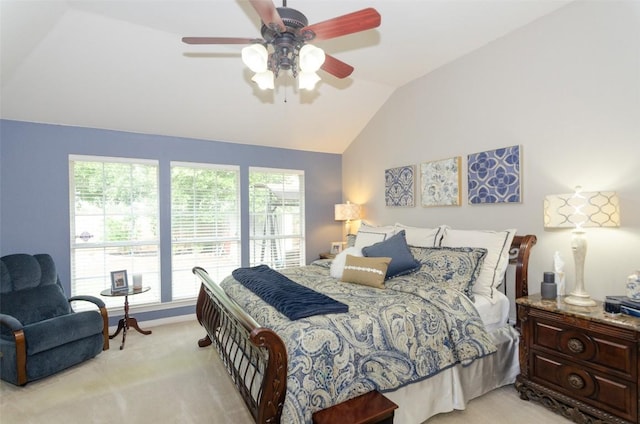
193,229 -> 536,424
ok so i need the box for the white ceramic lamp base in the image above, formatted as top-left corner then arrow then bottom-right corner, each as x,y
564,293 -> 596,306
564,229 -> 596,307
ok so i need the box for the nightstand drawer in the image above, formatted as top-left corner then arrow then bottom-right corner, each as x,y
532,352 -> 638,422
532,314 -> 637,379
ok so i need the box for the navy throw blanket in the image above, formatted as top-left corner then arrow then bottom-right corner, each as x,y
232,265 -> 348,320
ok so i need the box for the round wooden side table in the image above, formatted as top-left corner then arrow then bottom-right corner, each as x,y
100,286 -> 152,350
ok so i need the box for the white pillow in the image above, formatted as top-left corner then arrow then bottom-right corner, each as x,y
330,246 -> 363,279
354,223 -> 396,250
394,223 -> 445,247
440,227 -> 516,300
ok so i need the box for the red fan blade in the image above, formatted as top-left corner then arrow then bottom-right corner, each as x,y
182,37 -> 255,45
321,54 -> 354,79
302,8 -> 381,41
249,0 -> 286,32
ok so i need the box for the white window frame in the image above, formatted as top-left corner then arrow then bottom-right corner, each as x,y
249,167 -> 305,269
170,162 -> 241,300
69,155 -> 160,310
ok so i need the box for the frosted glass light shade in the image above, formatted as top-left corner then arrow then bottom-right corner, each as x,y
242,44 -> 268,72
298,71 -> 321,90
299,44 -> 325,72
251,70 -> 274,90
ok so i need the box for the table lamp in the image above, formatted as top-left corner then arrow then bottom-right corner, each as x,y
544,186 -> 620,306
334,201 -> 362,237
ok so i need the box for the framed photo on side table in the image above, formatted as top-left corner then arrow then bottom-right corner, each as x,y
110,270 -> 129,293
330,242 -> 343,255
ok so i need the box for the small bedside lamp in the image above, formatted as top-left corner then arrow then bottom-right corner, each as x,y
544,187 -> 620,306
334,201 -> 362,237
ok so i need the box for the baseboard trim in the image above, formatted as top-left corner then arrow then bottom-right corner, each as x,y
109,313 -> 196,332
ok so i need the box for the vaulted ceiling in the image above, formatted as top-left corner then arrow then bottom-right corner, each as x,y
1,0 -> 570,153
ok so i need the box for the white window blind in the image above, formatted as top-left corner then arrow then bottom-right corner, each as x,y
249,168 -> 305,269
171,163 -> 241,300
69,156 -> 160,309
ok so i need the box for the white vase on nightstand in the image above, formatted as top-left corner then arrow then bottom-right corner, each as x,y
627,271 -> 640,301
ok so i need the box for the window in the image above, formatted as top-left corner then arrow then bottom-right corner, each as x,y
171,163 -> 241,300
70,158 -> 303,310
249,168 -> 305,269
70,156 -> 160,309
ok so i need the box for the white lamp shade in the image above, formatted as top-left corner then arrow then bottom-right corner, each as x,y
242,44 -> 268,73
298,44 -> 325,72
544,190 -> 620,228
251,70 -> 275,90
335,203 -> 361,221
298,71 -> 321,90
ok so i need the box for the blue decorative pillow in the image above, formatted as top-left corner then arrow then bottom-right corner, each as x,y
362,230 -> 421,279
409,246 -> 487,301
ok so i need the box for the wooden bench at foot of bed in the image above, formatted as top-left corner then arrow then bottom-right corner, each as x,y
312,391 -> 398,424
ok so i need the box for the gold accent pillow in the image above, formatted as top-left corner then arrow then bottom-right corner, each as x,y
341,255 -> 391,289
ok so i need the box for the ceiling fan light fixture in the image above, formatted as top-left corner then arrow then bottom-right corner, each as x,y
298,71 -> 321,90
251,70 -> 275,90
298,44 -> 325,72
183,3 -> 382,92
242,44 -> 268,72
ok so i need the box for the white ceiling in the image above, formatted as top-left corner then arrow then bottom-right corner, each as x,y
1,0 -> 571,154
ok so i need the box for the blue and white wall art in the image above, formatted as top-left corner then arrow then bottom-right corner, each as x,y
468,145 -> 521,204
420,157 -> 461,207
385,165 -> 415,207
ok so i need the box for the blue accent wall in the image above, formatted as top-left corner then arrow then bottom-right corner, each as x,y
0,119 -> 343,323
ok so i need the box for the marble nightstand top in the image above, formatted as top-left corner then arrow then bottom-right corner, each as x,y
517,294 -> 640,333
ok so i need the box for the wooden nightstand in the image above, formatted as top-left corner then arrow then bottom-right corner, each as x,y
516,295 -> 640,424
319,252 -> 336,260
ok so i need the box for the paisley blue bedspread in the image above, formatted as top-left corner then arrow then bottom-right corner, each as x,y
220,262 -> 496,424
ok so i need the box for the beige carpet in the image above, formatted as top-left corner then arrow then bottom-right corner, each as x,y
1,320 -> 568,424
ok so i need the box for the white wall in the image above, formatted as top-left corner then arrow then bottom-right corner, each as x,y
342,1 -> 640,301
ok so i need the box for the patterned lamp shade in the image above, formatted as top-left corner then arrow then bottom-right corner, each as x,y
544,188 -> 620,229
335,203 -> 362,221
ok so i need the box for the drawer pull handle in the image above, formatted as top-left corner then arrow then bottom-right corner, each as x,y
567,338 -> 585,353
567,373 -> 585,389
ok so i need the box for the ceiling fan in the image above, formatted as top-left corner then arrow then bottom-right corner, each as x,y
182,0 -> 381,90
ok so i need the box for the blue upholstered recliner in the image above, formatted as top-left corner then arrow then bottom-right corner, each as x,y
0,253 -> 109,385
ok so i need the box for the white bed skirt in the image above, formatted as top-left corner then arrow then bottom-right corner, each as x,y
385,325 -> 520,424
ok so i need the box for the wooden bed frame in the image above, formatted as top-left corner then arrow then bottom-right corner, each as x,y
192,234 -> 537,424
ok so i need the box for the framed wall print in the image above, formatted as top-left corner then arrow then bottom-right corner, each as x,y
385,165 -> 415,207
420,156 -> 461,207
110,270 -> 129,293
468,145 -> 521,204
